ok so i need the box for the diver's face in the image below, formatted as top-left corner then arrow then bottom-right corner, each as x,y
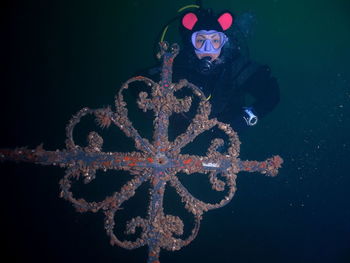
194,33 -> 222,61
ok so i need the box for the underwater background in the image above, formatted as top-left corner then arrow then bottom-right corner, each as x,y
1,0 -> 349,262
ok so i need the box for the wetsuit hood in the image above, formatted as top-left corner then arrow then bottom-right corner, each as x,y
179,8 -> 234,49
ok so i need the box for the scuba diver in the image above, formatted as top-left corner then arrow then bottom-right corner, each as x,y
142,6 -> 280,134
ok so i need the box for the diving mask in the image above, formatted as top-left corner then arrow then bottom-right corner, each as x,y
191,30 -> 228,55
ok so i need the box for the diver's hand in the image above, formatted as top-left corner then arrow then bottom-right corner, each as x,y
242,107 -> 258,126
230,107 -> 258,133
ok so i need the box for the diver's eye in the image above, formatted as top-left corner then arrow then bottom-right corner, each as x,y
213,39 -> 220,44
196,39 -> 204,43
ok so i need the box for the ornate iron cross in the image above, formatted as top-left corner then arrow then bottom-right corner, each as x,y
0,42 -> 283,263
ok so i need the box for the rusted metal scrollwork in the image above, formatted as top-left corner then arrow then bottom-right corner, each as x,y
0,42 -> 283,263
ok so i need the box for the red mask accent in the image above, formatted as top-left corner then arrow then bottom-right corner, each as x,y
182,13 -> 198,30
217,13 -> 233,31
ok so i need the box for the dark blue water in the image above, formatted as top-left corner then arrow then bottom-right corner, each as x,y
1,1 -> 349,262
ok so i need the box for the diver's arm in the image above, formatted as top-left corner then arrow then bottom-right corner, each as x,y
224,65 -> 279,132
243,65 -> 280,119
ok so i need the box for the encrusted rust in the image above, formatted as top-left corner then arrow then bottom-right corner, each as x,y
0,42 -> 283,263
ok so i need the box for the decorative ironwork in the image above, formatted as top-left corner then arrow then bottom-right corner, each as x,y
0,42 -> 283,263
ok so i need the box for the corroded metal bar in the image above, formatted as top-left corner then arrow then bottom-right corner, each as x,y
146,168 -> 166,263
0,147 -> 149,170
238,156 -> 283,177
0,148 -> 282,178
159,42 -> 179,89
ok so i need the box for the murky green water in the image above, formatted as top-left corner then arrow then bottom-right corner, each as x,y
1,1 -> 349,262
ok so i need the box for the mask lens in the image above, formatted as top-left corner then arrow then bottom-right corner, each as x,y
195,33 -> 222,49
211,35 -> 222,49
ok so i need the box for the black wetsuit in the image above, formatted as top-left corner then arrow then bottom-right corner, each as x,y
143,49 -> 280,133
